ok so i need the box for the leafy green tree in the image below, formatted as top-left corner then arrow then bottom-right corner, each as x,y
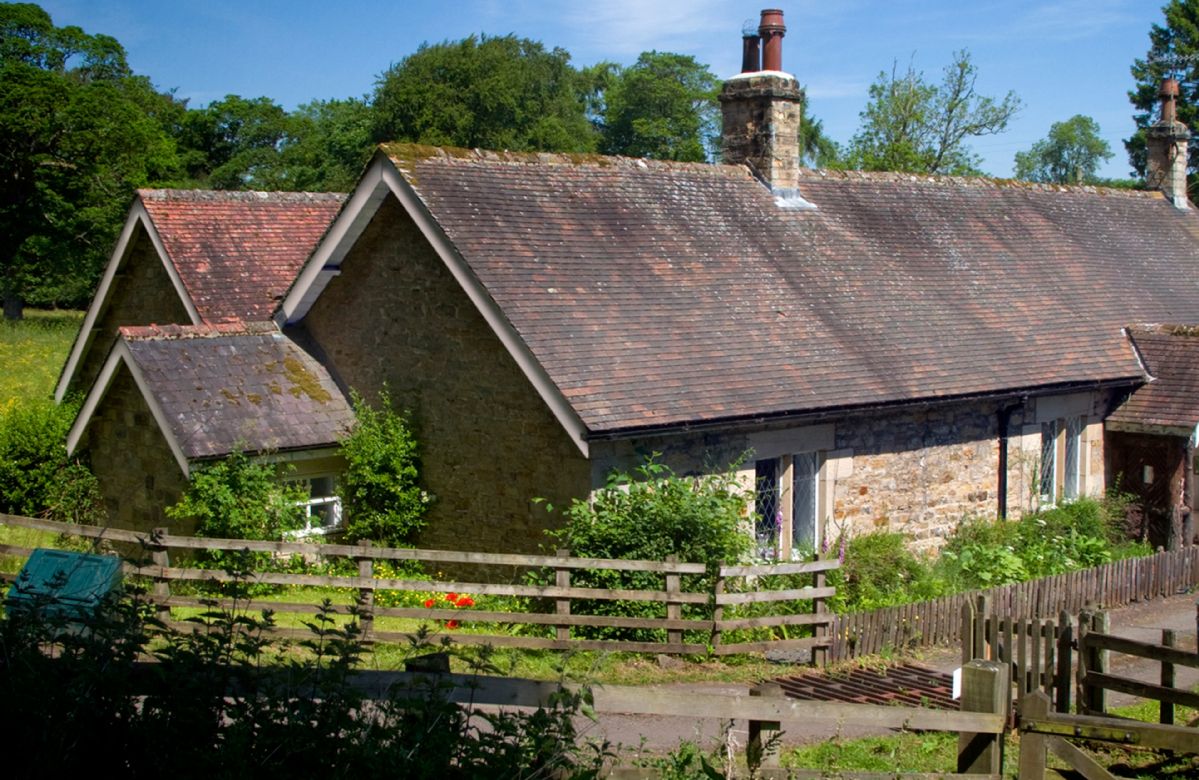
0,3 -> 181,318
594,51 -> 720,161
278,98 -> 374,191
1127,0 -> 1199,191
800,99 -> 841,168
338,389 -> 430,547
371,34 -> 597,153
846,50 -> 1021,175
175,94 -> 293,190
1014,115 -> 1114,184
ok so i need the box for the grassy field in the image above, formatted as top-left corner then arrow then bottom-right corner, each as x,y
0,309 -> 82,405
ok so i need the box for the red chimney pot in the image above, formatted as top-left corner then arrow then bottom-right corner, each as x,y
1161,77 -> 1180,125
758,9 -> 786,72
741,32 -> 761,73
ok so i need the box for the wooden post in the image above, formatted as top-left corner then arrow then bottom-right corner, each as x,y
814,564 -> 829,667
555,549 -> 571,642
664,554 -> 682,649
1054,612 -> 1074,714
976,594 -> 991,660
356,540 -> 374,640
150,527 -> 171,624
961,600 -> 975,664
747,682 -> 784,771
711,563 -> 725,651
1018,690 -> 1050,780
1162,628 -> 1177,725
957,659 -> 1008,775
1079,609 -> 1109,715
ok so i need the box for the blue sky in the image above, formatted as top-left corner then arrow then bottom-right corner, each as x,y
42,0 -> 1164,179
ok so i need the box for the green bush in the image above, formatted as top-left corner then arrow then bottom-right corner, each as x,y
0,397 -> 103,523
826,531 -> 942,612
166,450 -> 308,541
339,389 -> 431,547
543,455 -> 753,641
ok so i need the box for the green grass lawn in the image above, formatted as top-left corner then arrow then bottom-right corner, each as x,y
0,309 -> 82,405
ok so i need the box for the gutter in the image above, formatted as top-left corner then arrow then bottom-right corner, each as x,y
584,377 -> 1145,443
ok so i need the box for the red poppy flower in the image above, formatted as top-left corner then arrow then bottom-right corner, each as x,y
456,596 -> 475,607
446,592 -> 458,602
445,620 -> 459,630
423,598 -> 435,609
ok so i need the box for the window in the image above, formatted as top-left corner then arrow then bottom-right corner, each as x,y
754,451 -> 822,559
288,475 -> 342,537
1038,416 -> 1084,506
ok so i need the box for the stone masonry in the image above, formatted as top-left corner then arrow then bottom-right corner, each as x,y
301,196 -> 592,553
719,73 -> 804,192
82,366 -> 192,534
71,232 -> 190,397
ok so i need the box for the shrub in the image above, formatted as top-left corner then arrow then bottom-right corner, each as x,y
166,450 -> 308,541
826,531 -> 942,612
0,397 -> 103,522
339,389 -> 431,547
542,455 -> 753,641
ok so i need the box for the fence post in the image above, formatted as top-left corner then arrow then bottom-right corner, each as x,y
956,659 -> 1008,775
814,561 -> 829,667
664,554 -> 682,649
556,549 -> 571,643
1055,612 -> 1074,714
1018,690 -> 1050,780
961,600 -> 975,664
711,562 -> 725,652
1162,628 -> 1177,725
150,527 -> 171,624
1079,609 -> 1108,715
356,540 -> 374,640
976,594 -> 991,660
747,682 -> 784,772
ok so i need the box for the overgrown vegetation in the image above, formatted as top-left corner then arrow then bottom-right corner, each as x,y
0,309 -> 81,403
0,396 -> 105,525
339,389 -> 430,547
166,451 -> 308,541
541,456 -> 752,641
0,583 -> 609,779
829,494 -> 1151,613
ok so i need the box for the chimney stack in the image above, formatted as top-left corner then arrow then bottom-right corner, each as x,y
719,9 -> 805,198
1146,77 -> 1191,209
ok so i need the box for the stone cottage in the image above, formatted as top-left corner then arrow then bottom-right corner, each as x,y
65,10 -> 1199,555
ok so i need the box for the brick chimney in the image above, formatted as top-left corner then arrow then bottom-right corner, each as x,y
719,9 -> 805,198
1146,77 -> 1191,209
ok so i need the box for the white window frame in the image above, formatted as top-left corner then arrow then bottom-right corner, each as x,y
753,451 -> 823,560
286,474 -> 343,537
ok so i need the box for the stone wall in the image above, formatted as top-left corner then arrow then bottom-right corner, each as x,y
83,366 -> 192,534
71,231 -> 191,396
301,196 -> 591,553
594,391 -> 1110,556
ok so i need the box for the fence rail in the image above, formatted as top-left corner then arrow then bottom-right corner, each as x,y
0,513 -> 836,656
829,545 -> 1199,662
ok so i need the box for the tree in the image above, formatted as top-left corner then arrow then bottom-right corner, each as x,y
372,34 -> 597,153
1127,0 -> 1199,191
175,94 -> 293,190
800,100 -> 841,168
593,51 -> 720,162
278,98 -> 374,192
1014,115 -> 1114,184
0,3 -> 180,318
846,50 -> 1021,175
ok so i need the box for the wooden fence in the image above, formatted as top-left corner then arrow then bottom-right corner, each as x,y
829,545 -> 1199,662
0,513 -> 836,657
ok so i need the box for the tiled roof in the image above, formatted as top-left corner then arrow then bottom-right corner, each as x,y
1110,326 -> 1199,432
119,323 -> 353,459
385,145 -> 1199,434
139,189 -> 344,322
